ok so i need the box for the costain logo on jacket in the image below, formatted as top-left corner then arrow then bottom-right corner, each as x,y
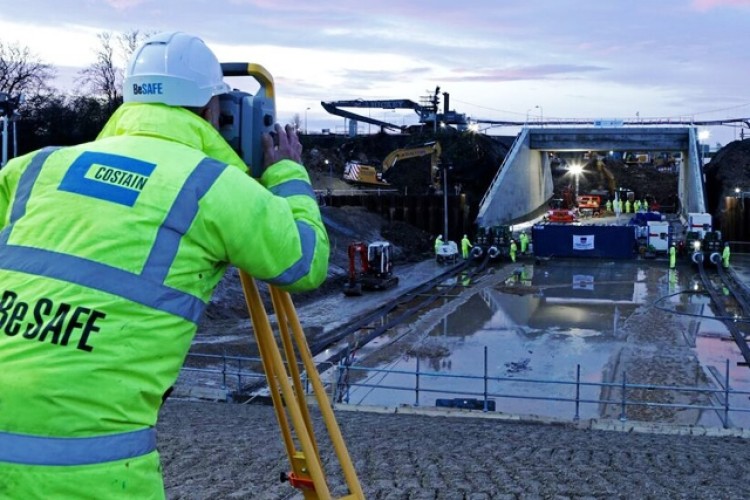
58,151 -> 156,207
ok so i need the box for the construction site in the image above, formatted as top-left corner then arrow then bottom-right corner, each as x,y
4,16 -> 750,496
7,79 -> 749,497
158,91 -> 750,498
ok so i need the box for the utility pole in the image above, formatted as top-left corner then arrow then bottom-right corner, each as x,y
443,164 -> 450,241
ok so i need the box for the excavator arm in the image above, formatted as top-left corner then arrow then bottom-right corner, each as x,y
342,141 -> 442,188
382,141 -> 442,188
596,159 -> 617,196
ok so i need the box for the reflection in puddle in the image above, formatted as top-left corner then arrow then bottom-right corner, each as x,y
342,260 -> 750,425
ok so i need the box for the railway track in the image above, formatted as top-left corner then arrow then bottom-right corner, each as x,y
311,256 -> 491,368
697,260 -> 750,366
177,256 -> 500,398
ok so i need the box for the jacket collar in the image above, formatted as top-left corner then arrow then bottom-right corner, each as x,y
97,103 -> 248,171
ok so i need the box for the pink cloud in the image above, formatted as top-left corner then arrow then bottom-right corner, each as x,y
105,0 -> 149,10
691,0 -> 750,11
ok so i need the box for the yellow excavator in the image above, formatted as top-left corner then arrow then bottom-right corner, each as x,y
596,158 -> 617,197
343,141 -> 442,189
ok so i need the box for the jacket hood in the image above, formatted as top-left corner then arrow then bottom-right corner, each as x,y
97,102 -> 248,172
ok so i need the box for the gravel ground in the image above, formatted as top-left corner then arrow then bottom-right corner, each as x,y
157,399 -> 750,499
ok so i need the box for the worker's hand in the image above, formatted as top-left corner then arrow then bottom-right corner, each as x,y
262,124 -> 303,170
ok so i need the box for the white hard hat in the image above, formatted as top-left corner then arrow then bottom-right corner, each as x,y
123,32 -> 230,107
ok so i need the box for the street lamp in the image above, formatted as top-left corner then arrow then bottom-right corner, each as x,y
0,92 -> 21,168
305,107 -> 311,135
443,164 -> 451,242
535,105 -> 544,126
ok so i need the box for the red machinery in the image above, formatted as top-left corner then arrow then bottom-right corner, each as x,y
344,241 -> 399,296
545,198 -> 576,223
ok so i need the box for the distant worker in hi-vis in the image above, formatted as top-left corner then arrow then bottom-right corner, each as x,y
435,234 -> 444,256
723,242 -> 731,268
669,243 -> 676,269
0,32 -> 329,498
461,234 -> 472,259
510,239 -> 518,262
605,199 -> 612,213
519,231 -> 529,254
625,199 -> 632,213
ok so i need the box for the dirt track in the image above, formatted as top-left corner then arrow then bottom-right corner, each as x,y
158,399 -> 750,499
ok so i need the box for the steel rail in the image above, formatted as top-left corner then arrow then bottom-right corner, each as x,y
311,256 -> 492,368
698,261 -> 750,366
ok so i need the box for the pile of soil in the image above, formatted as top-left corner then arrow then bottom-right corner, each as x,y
198,204 -> 431,334
705,138 -> 750,214
301,130 -> 512,201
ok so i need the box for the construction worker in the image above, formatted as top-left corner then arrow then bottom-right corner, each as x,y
519,231 -> 529,254
669,242 -> 676,269
0,32 -> 329,498
625,199 -> 632,214
605,199 -> 612,213
643,199 -> 649,212
723,242 -> 731,268
634,199 -> 641,212
510,239 -> 518,263
434,234 -> 444,257
460,234 -> 472,259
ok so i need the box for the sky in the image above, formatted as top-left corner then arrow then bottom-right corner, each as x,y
1,0 -> 750,146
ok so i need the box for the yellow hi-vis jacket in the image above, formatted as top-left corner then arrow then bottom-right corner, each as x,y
0,103 -> 329,498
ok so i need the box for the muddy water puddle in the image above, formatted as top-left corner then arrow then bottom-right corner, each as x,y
343,260 -> 750,426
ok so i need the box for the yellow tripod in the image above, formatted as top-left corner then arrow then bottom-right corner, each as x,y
240,271 -> 365,499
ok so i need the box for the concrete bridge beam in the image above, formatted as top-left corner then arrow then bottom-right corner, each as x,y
477,126 -> 706,229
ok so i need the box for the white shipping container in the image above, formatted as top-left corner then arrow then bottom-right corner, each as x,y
687,213 -> 712,238
647,221 -> 670,252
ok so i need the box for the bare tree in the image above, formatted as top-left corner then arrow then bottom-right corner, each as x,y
117,29 -> 154,65
78,32 -> 121,111
291,113 -> 302,131
78,30 -> 155,112
0,40 -> 56,98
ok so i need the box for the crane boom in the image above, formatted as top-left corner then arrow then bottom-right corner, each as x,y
320,99 -> 430,131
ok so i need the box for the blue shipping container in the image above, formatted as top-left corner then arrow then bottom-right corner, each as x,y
532,224 -> 637,259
